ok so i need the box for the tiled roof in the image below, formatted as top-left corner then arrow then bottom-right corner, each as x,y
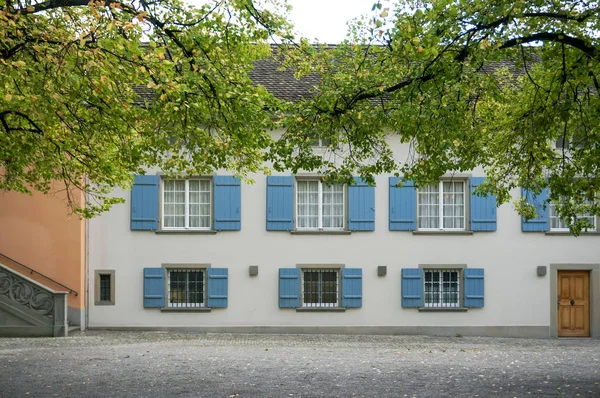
132,47 -> 534,106
249,57 -> 321,102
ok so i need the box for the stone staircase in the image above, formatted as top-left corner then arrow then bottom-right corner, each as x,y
0,262 -> 68,337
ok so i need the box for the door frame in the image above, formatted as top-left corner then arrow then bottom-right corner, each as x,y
550,264 -> 600,339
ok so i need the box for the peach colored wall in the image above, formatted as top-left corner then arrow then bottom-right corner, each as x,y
0,185 -> 85,309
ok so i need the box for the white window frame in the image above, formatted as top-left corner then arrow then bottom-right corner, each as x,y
166,268 -> 206,308
301,268 -> 340,308
161,178 -> 212,230
296,179 -> 345,231
417,180 -> 466,231
423,268 -> 461,308
549,199 -> 597,232
310,136 -> 331,148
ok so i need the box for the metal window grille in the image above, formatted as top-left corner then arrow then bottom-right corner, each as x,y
99,274 -> 111,302
302,269 -> 339,308
168,269 -> 205,308
424,269 -> 460,308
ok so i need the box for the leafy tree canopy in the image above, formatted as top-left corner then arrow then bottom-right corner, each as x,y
2,0 -> 600,235
0,0 -> 290,216
274,0 -> 600,234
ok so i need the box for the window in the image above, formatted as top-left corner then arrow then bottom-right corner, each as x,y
310,136 -> 331,148
163,179 -> 211,229
417,181 -> 465,230
302,269 -> 339,308
296,180 -> 345,230
167,268 -> 205,308
556,136 -> 586,150
549,198 -> 596,231
424,269 -> 460,308
94,270 -> 115,306
100,275 -> 111,301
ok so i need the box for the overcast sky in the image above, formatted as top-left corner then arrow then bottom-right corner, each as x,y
285,0 -> 375,43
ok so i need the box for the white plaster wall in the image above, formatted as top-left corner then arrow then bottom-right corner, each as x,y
88,137 -> 600,329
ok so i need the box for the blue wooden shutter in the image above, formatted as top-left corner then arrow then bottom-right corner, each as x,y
389,177 -> 416,231
143,268 -> 165,308
266,176 -> 294,231
470,177 -> 497,231
207,268 -> 228,308
131,175 -> 159,230
401,268 -> 423,308
521,188 -> 549,232
341,268 -> 362,308
279,268 -> 300,308
348,177 -> 375,231
213,176 -> 241,231
463,268 -> 484,308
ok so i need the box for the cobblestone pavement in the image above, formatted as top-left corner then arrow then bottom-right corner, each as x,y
0,331 -> 599,397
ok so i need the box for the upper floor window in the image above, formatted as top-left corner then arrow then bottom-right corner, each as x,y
163,179 -> 211,229
556,136 -> 586,150
296,180 -> 345,230
549,198 -> 597,231
417,181 -> 465,230
310,135 -> 332,148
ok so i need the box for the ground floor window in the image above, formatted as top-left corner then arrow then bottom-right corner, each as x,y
424,269 -> 460,308
302,269 -> 339,308
167,268 -> 205,308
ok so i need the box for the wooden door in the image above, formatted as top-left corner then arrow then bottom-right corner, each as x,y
558,271 -> 590,337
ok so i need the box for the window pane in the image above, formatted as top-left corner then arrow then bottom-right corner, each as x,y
322,183 -> 344,229
168,269 -> 205,308
302,269 -> 338,307
442,181 -> 465,229
418,184 -> 439,229
297,181 -> 319,228
424,269 -> 460,308
99,274 -> 111,301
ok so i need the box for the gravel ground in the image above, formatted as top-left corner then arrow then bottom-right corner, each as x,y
0,331 -> 599,397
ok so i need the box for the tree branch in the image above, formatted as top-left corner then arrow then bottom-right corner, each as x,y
499,32 -> 598,58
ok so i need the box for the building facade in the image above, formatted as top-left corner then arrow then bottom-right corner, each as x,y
87,138 -> 600,338
0,185 -> 85,335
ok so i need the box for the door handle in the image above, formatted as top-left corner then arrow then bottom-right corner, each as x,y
570,299 -> 575,306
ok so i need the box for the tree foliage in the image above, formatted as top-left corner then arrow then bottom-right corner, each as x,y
2,0 -> 600,234
274,0 -> 600,234
0,0 -> 290,216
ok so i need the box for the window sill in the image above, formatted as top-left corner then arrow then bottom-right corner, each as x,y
412,231 -> 473,236
295,307 -> 346,312
418,307 -> 468,312
545,231 -> 600,236
94,301 -> 115,306
155,230 -> 218,235
290,230 -> 352,235
160,307 -> 212,312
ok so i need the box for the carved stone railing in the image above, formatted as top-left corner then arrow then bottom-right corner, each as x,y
0,263 -> 67,337
0,267 -> 55,316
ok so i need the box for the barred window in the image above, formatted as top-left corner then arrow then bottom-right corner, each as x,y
163,179 -> 211,229
302,269 -> 339,307
418,181 -> 465,230
99,274 -> 111,302
297,180 -> 345,230
424,269 -> 460,308
167,269 -> 205,308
